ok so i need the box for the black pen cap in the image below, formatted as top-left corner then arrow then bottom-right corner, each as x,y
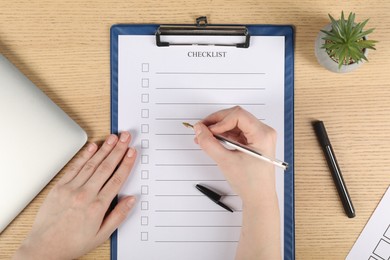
313,120 -> 331,147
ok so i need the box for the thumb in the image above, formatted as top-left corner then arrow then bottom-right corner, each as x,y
194,123 -> 231,163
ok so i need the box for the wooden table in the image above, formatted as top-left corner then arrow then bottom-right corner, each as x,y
1,1 -> 390,259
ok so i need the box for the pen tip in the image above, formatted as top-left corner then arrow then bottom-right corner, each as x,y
182,122 -> 194,128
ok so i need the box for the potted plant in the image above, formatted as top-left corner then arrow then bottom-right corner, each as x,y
315,11 -> 377,73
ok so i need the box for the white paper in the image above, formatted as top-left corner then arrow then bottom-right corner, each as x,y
346,186 -> 390,260
116,35 -> 285,260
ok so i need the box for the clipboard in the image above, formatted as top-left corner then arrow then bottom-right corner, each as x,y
110,17 -> 294,260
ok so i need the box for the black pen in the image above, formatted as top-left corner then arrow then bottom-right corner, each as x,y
313,120 -> 355,218
196,184 -> 233,213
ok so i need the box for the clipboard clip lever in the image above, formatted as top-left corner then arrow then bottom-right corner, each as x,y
156,16 -> 250,48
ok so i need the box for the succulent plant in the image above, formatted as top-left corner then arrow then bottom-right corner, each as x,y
321,11 -> 377,69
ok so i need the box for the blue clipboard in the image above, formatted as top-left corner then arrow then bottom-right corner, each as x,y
110,19 -> 294,260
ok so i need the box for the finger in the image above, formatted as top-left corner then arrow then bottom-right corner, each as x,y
97,196 -> 136,243
58,143 -> 98,185
70,134 -> 119,187
208,106 -> 256,134
98,147 -> 137,204
222,130 -> 248,145
201,106 -> 251,138
86,132 -> 132,191
201,106 -> 236,126
194,123 -> 233,163
218,107 -> 277,151
206,106 -> 269,146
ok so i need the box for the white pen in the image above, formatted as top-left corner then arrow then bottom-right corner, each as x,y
183,122 -> 288,170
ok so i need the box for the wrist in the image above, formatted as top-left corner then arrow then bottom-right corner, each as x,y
238,188 -> 281,260
242,189 -> 279,211
13,243 -> 36,260
14,237 -> 54,260
239,170 -> 278,204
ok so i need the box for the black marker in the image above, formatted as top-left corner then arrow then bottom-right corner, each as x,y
313,121 -> 355,218
196,184 -> 233,213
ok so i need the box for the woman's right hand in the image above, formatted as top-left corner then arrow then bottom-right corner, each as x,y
193,106 -> 278,202
194,106 -> 282,260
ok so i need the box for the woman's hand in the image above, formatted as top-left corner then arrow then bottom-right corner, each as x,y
194,106 -> 281,260
194,106 -> 278,202
14,132 -> 137,260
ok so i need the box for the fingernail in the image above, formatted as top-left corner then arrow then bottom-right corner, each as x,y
126,197 -> 136,208
194,124 -> 202,136
107,134 -> 117,145
127,147 -> 136,157
120,132 -> 130,142
87,143 -> 96,152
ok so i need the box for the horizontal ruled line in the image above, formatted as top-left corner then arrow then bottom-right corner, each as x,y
155,179 -> 226,182
155,164 -> 217,167
155,133 -> 194,136
155,117 -> 203,120
155,194 -> 204,197
155,210 -> 241,212
155,117 -> 264,121
155,225 -> 241,228
156,87 -> 266,90
155,103 -> 265,106
155,148 -> 202,151
155,194 -> 238,197
155,240 -> 239,243
156,72 -> 265,75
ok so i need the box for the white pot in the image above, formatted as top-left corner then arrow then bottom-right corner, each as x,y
315,24 -> 368,73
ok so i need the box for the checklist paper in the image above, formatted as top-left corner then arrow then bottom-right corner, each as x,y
346,186 -> 390,260
116,35 -> 285,259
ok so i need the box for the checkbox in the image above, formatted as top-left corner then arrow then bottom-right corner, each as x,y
141,185 -> 149,195
141,109 -> 149,118
373,239 -> 390,260
141,170 -> 149,179
141,94 -> 149,103
142,63 -> 149,72
141,124 -> 149,133
141,216 -> 149,226
141,155 -> 149,164
141,78 -> 149,88
141,139 -> 149,149
141,232 -> 148,241
141,201 -> 149,210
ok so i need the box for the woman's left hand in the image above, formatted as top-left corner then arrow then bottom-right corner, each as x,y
14,132 -> 137,260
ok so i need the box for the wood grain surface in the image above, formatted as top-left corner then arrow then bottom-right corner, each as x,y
1,1 -> 390,259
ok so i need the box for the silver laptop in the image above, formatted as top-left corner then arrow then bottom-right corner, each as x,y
0,54 -> 87,233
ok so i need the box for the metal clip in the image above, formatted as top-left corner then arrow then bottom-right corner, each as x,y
156,16 -> 250,48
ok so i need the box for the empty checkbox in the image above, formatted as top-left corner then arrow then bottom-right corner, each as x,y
142,63 -> 149,72
141,201 -> 149,210
141,216 -> 149,226
141,232 -> 148,241
141,185 -> 149,195
141,94 -> 149,103
141,78 -> 149,88
141,124 -> 149,133
141,139 -> 149,149
141,109 -> 149,118
141,170 -> 149,179
141,155 -> 149,164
